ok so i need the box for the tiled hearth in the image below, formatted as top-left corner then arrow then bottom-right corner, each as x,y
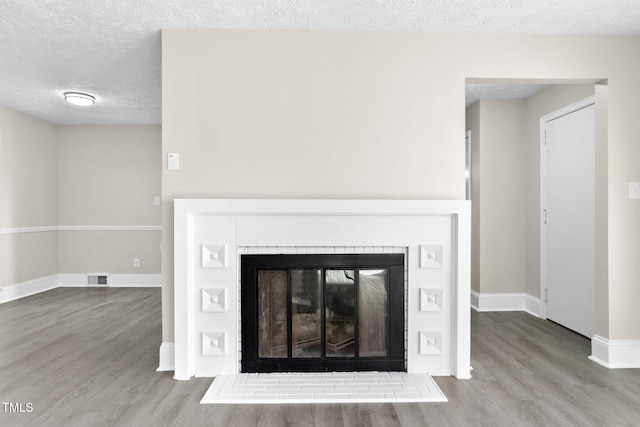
173,199 -> 471,381
201,372 -> 447,404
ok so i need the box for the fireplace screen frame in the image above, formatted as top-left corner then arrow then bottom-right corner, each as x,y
241,253 -> 405,373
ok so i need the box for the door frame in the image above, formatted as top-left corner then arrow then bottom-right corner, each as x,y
539,95 -> 595,321
465,130 -> 472,201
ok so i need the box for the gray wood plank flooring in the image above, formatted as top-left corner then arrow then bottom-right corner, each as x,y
1,288 -> 639,426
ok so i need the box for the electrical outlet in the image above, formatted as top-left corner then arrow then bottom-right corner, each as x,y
133,258 -> 141,268
154,196 -> 160,205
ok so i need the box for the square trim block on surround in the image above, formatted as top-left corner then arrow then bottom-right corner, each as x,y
202,332 -> 227,356
420,288 -> 444,312
420,245 -> 443,269
419,331 -> 443,355
202,288 -> 227,312
202,244 -> 226,268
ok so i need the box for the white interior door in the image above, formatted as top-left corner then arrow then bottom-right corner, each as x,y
542,100 -> 595,338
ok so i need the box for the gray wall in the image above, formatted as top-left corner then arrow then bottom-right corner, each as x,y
163,30 -> 640,342
0,105 -> 59,285
57,126 -> 161,274
0,106 -> 161,286
466,98 -> 527,295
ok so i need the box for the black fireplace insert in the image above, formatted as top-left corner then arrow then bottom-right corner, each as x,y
241,253 -> 405,372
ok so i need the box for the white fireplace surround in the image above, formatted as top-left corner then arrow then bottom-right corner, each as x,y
174,199 -> 471,380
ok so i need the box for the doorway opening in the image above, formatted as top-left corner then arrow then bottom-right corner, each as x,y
464,78 -> 607,338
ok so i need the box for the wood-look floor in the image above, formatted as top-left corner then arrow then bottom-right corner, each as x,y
1,288 -> 639,426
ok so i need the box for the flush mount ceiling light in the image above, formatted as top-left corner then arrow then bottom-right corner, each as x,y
63,91 -> 95,106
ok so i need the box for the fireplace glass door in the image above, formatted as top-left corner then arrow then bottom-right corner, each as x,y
291,269 -> 322,358
242,254 -> 404,372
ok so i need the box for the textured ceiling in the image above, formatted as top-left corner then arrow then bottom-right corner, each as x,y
465,83 -> 548,107
1,1 -> 639,125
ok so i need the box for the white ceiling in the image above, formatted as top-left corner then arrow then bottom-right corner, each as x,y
465,83 -> 549,107
1,1 -> 639,125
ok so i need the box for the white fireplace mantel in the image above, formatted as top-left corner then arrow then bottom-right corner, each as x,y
174,199 -> 471,380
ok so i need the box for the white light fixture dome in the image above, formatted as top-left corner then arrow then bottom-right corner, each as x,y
64,91 -> 95,106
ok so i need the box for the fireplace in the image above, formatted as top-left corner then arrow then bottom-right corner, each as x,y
172,199 -> 471,380
241,254 -> 405,372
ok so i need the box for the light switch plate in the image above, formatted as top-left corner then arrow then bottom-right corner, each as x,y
168,153 -> 179,170
629,182 -> 640,200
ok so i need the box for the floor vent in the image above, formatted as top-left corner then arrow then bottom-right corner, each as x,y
87,274 -> 109,286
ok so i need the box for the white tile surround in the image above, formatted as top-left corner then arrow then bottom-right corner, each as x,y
201,372 -> 447,404
174,199 -> 471,381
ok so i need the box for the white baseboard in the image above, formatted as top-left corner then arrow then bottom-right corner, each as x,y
58,273 -> 161,288
589,335 -> 640,369
470,290 -> 480,311
157,342 -> 175,372
0,275 -> 59,304
524,294 -> 542,318
478,292 -> 525,311
1,273 -> 161,304
109,274 -> 161,287
58,274 -> 90,287
471,291 -> 542,318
